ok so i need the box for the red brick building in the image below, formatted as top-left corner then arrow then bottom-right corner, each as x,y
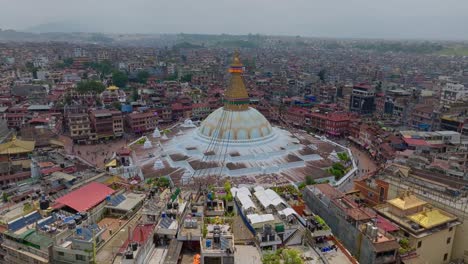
353,177 -> 389,206
125,111 -> 159,134
89,109 -> 123,139
308,111 -> 354,136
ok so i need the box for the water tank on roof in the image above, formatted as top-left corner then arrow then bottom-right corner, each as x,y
39,200 -> 50,210
80,212 -> 88,220
67,220 -> 76,230
106,195 -> 111,202
213,232 -> 220,244
131,242 -> 138,251
206,239 -> 212,248
74,215 -> 82,225
275,224 -> 284,232
125,251 -> 134,259
76,227 -> 82,235
161,211 -> 166,218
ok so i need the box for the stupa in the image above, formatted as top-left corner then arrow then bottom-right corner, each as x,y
146,52 -> 355,185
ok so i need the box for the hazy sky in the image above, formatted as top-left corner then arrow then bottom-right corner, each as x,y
1,0 -> 467,40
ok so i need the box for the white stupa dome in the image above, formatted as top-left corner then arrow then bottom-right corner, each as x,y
198,107 -> 274,143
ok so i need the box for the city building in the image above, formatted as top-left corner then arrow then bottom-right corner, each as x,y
375,193 -> 460,263
303,184 -> 399,264
68,113 -> 94,143
125,111 -> 159,134
89,109 -> 124,139
350,83 -> 376,115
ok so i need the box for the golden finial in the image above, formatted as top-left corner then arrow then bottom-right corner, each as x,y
224,50 -> 249,111
232,50 -> 241,65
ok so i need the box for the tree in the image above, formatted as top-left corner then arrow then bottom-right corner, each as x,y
318,69 -> 326,83
132,87 -> 139,102
63,58 -> 74,67
282,249 -> 303,264
112,71 -> 128,88
136,70 -> 150,84
224,180 -> 231,192
76,80 -> 106,94
64,94 -> 73,105
305,175 -> 316,185
2,192 -> 8,203
111,101 -> 122,111
26,61 -> 38,79
157,177 -> 170,188
180,74 -> 192,83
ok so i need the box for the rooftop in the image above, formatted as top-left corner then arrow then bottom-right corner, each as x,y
387,194 -> 427,210
0,137 -> 35,155
54,182 -> 115,212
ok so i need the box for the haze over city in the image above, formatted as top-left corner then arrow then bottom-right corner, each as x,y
1,1 -> 468,264
1,0 -> 468,40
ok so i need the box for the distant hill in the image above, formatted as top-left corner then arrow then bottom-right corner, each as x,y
25,21 -> 92,33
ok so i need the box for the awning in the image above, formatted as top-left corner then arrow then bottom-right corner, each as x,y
105,159 -> 117,168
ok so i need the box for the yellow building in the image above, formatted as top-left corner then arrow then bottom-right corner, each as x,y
0,136 -> 35,185
375,192 -> 460,264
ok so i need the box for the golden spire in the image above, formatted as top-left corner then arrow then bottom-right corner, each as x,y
224,51 -> 249,111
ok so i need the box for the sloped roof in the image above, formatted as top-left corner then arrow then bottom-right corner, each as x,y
408,209 -> 456,229
55,182 -> 115,212
387,194 -> 427,210
0,138 -> 35,154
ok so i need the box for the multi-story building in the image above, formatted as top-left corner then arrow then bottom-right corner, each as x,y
68,113 -> 94,143
200,224 -> 235,264
375,193 -> 460,264
125,111 -> 158,134
441,82 -> 467,109
354,177 -> 390,206
410,104 -> 438,131
0,136 -> 35,186
89,109 -> 123,139
308,111 -> 353,136
350,83 -> 376,115
303,184 -> 399,264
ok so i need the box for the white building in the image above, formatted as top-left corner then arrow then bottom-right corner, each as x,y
441,82 -> 467,107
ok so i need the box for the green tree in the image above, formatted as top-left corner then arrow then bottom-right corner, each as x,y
64,94 -> 73,105
282,249 -> 303,264
224,180 -> 232,192
2,192 -> 9,203
76,80 -> 106,94
136,70 -> 150,84
262,252 -> 281,264
157,177 -> 170,188
63,58 -> 74,67
111,101 -> 122,111
180,74 -> 192,83
112,71 -> 128,88
132,87 -> 139,102
26,61 -> 38,79
318,69 -> 326,83
305,175 -> 316,185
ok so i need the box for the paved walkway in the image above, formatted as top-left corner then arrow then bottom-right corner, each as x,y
339,145 -> 378,192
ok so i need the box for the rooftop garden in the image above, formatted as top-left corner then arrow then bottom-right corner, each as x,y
262,248 -> 304,264
313,215 -> 330,230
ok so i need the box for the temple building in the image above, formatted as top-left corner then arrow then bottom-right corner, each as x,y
140,52 -> 356,185
0,136 -> 35,186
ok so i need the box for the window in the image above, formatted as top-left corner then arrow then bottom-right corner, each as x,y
444,253 -> 448,261
417,241 -> 422,248
449,227 -> 453,232
58,251 -> 64,256
447,237 -> 451,244
76,254 -> 86,261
